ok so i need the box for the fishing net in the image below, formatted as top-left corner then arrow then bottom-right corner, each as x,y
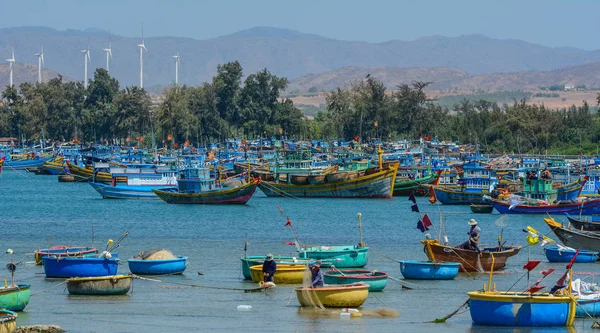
133,249 -> 176,260
301,268 -> 325,309
360,308 -> 401,318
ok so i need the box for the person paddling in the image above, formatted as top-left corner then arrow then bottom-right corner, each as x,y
262,253 -> 276,283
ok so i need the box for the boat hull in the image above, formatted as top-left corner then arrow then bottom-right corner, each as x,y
422,240 -> 521,272
240,256 -> 315,280
399,260 -> 460,280
258,164 -> 397,199
66,275 -> 132,295
545,217 -> 600,252
299,246 -> 368,268
127,256 -> 188,275
0,285 -> 30,311
566,215 -> 600,232
89,182 -> 176,200
491,198 -> 600,215
42,257 -> 119,278
323,270 -> 388,291
468,291 -> 576,326
152,179 -> 259,204
34,246 -> 98,265
544,247 -> 598,263
295,284 -> 369,307
470,204 -> 494,214
4,158 -> 49,170
393,172 -> 438,196
577,298 -> 600,317
433,186 -> 488,205
249,264 -> 307,284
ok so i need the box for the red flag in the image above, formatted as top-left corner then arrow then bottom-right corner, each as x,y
522,260 -> 541,271
282,241 -> 294,246
566,249 -> 580,270
276,204 -> 284,216
422,214 -> 433,228
540,268 -> 555,277
526,285 -> 545,294
285,218 -> 292,227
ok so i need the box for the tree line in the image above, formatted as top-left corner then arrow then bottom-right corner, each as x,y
1,66 -> 599,154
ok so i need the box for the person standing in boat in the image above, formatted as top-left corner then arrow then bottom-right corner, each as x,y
310,261 -> 324,288
262,254 -> 276,283
458,219 -> 481,254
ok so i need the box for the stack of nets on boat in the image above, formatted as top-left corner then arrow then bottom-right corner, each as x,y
133,249 -> 177,260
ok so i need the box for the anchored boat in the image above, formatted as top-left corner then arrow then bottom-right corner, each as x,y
422,239 -> 521,272
295,284 -> 370,307
0,285 -> 30,312
66,275 -> 132,295
42,256 -> 120,278
323,270 -> 388,291
240,256 -> 315,280
249,264 -> 307,284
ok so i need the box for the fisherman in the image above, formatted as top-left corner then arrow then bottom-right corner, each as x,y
310,260 -> 324,288
457,219 -> 481,254
262,253 -> 276,283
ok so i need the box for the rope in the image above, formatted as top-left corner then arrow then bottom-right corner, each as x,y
131,274 -> 261,292
30,280 -> 67,296
429,298 -> 470,323
569,294 -> 600,327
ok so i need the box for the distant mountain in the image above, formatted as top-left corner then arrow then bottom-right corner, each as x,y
1,26 -> 600,88
289,62 -> 600,92
0,63 -> 70,88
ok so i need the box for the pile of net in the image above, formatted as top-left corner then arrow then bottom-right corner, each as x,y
133,249 -> 177,260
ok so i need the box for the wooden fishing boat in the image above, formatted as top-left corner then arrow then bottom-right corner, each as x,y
249,264 -> 307,284
298,245 -> 369,268
490,198 -> 600,215
544,246 -> 598,263
544,217 -> 600,252
66,275 -> 132,295
259,163 -> 398,199
325,170 -> 360,183
468,291 -> 576,326
290,175 -> 310,185
307,174 -> 327,185
0,310 -> 17,333
128,256 -> 188,275
34,246 -> 98,265
0,285 -> 30,311
393,170 -> 441,196
153,178 -> 259,204
240,256 -> 315,280
398,260 -> 460,280
422,239 -> 521,272
41,157 -> 66,175
566,215 -> 600,232
42,256 -> 119,278
323,270 -> 388,291
556,176 -> 588,201
65,161 -> 112,183
295,284 -> 370,307
470,203 -> 494,214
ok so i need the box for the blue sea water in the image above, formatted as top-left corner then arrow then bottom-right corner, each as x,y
0,170 -> 598,332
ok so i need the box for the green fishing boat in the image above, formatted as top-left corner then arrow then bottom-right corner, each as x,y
323,270 -> 388,291
298,245 -> 369,268
0,284 -> 30,311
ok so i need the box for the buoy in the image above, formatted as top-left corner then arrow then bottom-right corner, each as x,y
5,249 -> 13,254
237,305 -> 252,311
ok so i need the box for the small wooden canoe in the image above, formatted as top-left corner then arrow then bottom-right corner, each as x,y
470,204 -> 494,214
0,310 -> 17,333
0,284 -> 30,311
295,284 -> 369,307
249,264 -> 307,284
66,275 -> 132,295
323,270 -> 388,291
422,239 -> 521,272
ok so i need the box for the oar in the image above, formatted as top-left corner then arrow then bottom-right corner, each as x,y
330,265 -> 346,277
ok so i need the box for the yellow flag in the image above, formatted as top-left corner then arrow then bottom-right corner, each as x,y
526,235 -> 539,245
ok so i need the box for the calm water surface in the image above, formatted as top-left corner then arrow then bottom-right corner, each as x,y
0,170 -> 598,332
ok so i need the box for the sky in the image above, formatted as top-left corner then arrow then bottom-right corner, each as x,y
0,0 -> 599,50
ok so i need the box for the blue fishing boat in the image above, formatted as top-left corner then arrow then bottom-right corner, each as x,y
298,245 -> 368,268
42,256 -> 119,278
240,256 -> 315,280
89,167 -> 178,199
128,256 -> 188,275
491,197 -> 600,215
432,160 -> 497,205
0,284 -> 30,311
398,260 -> 460,280
556,177 -> 588,200
323,270 -> 388,291
66,275 -> 132,295
544,247 -> 598,263
468,291 -> 576,326
4,156 -> 50,170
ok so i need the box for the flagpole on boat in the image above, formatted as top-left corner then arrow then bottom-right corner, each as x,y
357,213 -> 364,247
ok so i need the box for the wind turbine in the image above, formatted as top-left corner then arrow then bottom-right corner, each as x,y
81,46 -> 91,89
172,52 -> 180,86
5,49 -> 15,88
137,27 -> 147,88
103,42 -> 112,72
34,47 -> 44,84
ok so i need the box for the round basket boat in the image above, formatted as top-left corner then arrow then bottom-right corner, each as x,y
240,256 -> 315,280
249,264 -> 307,284
0,310 -> 17,333
399,260 -> 460,280
66,275 -> 132,295
323,270 -> 388,292
128,256 -> 188,275
295,284 -> 369,307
